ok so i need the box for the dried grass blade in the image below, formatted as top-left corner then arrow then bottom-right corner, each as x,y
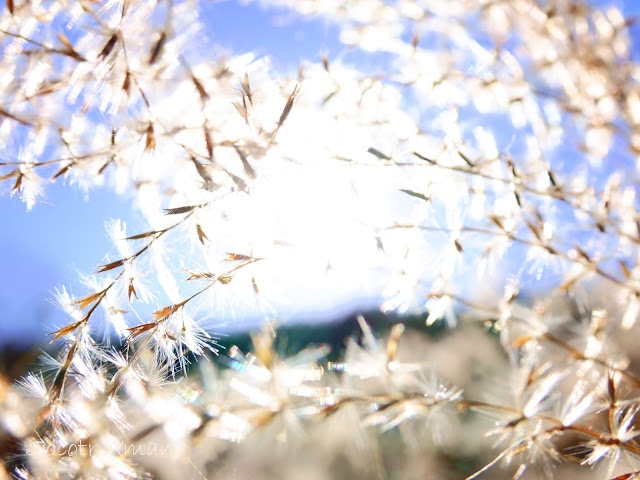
126,322 -> 158,340
48,322 -> 82,341
152,303 -> 183,321
122,71 -> 131,95
204,127 -> 214,161
52,164 -> 72,179
225,253 -> 252,261
99,34 -> 117,59
234,146 -> 256,179
126,230 -> 158,240
196,224 -> 208,245
128,280 -> 139,302
0,108 -> 34,127
185,269 -> 214,280
241,73 -> 252,105
277,85 -> 300,129
164,205 -> 200,215
49,342 -> 76,400
71,292 -> 103,309
412,151 -> 436,164
0,169 -> 18,181
11,175 -> 22,196
145,124 -> 155,152
400,189 -> 429,202
192,75 -> 208,101
191,156 -> 213,185
56,33 -> 84,61
367,147 -> 390,160
148,31 -> 167,65
97,258 -> 126,273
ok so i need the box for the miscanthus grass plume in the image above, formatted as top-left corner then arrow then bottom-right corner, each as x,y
1,0 -> 640,478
